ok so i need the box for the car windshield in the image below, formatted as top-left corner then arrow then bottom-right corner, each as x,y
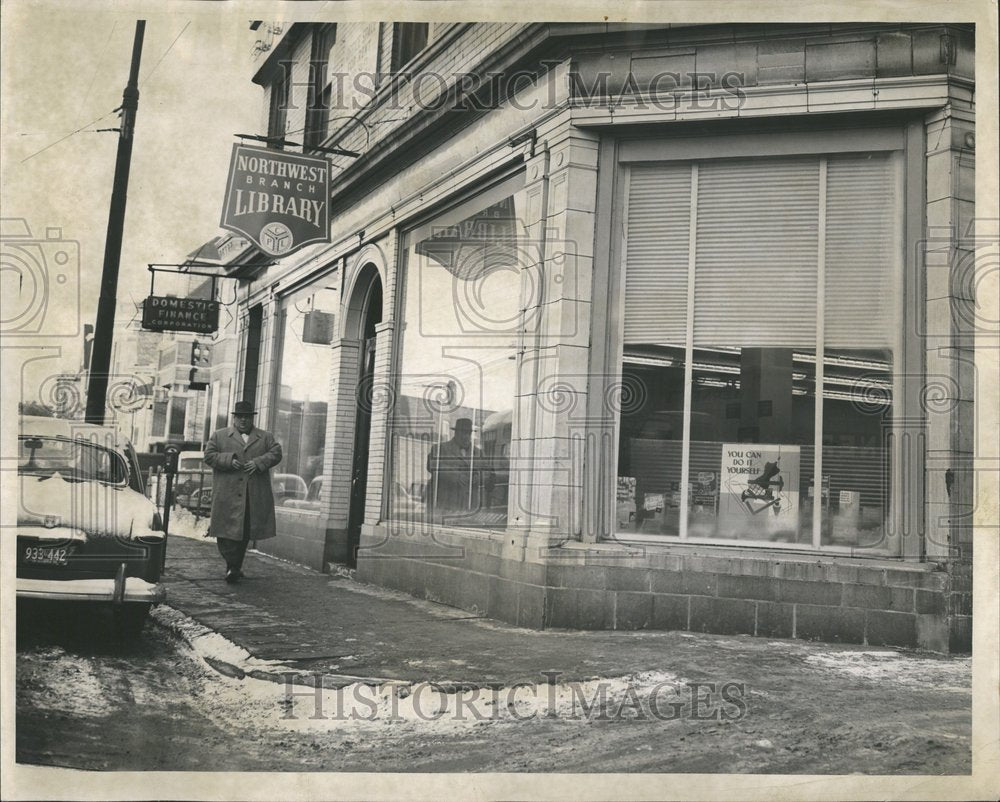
18,436 -> 129,486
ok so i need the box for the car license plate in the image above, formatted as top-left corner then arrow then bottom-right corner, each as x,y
23,545 -> 74,565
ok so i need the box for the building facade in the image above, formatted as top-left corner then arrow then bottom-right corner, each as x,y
217,22 -> 976,651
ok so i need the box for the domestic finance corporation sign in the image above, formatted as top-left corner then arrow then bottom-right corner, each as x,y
142,296 -> 220,334
220,144 -> 331,257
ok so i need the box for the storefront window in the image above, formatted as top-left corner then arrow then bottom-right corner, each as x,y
273,279 -> 338,511
617,151 -> 900,552
390,174 -> 527,528
616,347 -> 686,536
818,154 -> 899,548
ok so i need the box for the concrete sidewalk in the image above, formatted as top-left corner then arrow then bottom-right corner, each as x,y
160,534 -> 706,686
159,534 -> 966,691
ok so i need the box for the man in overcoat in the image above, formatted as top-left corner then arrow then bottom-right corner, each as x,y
204,400 -> 282,582
426,417 -> 494,523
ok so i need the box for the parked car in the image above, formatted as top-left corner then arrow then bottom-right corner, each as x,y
188,486 -> 213,516
392,481 -> 426,516
282,474 -> 328,511
16,415 -> 166,637
271,472 -> 308,505
172,449 -> 211,510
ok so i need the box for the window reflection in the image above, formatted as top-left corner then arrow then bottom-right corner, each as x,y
819,348 -> 893,547
274,282 -> 338,512
390,175 -> 525,528
617,346 -> 686,536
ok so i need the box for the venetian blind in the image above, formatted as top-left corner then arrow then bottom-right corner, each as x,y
623,163 -> 691,345
824,153 -> 898,347
693,158 -> 819,347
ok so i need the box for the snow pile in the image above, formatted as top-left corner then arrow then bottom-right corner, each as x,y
803,649 -> 971,692
160,605 -> 694,736
165,507 -> 210,540
186,668 -> 689,736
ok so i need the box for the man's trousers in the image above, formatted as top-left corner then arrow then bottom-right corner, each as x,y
216,495 -> 252,571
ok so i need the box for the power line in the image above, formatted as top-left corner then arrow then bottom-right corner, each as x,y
76,21 -> 118,123
20,108 -> 120,163
140,20 -> 190,87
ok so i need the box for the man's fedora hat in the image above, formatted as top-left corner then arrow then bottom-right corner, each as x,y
232,400 -> 256,416
453,417 -> 473,433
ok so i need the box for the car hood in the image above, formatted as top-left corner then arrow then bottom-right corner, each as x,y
17,473 -> 160,540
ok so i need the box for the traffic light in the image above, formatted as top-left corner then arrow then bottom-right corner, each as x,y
189,340 -> 212,390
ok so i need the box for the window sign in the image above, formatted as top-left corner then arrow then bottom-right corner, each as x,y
719,444 -> 801,540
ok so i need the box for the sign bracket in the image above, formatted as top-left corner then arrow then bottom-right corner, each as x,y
146,264 -> 239,303
235,132 -> 360,158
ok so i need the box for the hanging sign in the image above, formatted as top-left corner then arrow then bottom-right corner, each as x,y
142,296 -> 220,334
220,144 -> 330,257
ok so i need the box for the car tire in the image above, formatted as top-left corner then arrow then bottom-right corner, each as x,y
114,603 -> 151,639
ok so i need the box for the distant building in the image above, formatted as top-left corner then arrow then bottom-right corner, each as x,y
113,247 -> 243,452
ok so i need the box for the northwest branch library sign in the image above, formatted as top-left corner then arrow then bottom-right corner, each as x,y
220,144 -> 331,257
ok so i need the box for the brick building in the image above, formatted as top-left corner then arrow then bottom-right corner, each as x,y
214,21 -> 976,651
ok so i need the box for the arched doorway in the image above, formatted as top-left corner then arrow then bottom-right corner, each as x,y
346,266 -> 383,566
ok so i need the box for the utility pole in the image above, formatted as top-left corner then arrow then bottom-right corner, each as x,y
85,20 -> 145,425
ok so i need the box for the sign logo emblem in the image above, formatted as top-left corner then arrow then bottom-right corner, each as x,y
261,222 -> 293,254
220,144 -> 331,258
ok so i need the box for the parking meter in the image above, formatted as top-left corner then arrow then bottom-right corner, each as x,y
161,445 -> 181,570
164,445 -> 180,476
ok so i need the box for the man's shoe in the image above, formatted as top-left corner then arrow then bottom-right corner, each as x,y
225,568 -> 239,583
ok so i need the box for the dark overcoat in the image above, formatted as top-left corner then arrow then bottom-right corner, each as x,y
204,426 -> 282,541
426,438 -> 494,512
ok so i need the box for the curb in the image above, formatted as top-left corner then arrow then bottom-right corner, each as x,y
149,605 -> 599,694
151,604 -> 403,689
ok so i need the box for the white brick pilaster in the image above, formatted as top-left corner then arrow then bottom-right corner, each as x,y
511,124 -> 602,543
364,320 -> 395,524
321,338 -> 362,528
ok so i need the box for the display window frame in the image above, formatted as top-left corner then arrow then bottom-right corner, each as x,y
385,167 -> 529,534
595,120 -> 927,558
269,267 -> 341,521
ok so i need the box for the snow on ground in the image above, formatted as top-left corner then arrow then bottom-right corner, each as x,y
186,660 -> 690,737
17,647 -> 114,719
165,507 -> 210,540
154,605 -> 292,672
802,649 -> 971,691
168,616 -> 971,742
155,606 -> 691,736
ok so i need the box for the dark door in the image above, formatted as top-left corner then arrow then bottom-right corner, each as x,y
241,304 -> 264,404
346,279 -> 382,565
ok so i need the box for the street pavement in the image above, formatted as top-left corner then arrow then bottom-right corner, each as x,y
15,534 -> 971,775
